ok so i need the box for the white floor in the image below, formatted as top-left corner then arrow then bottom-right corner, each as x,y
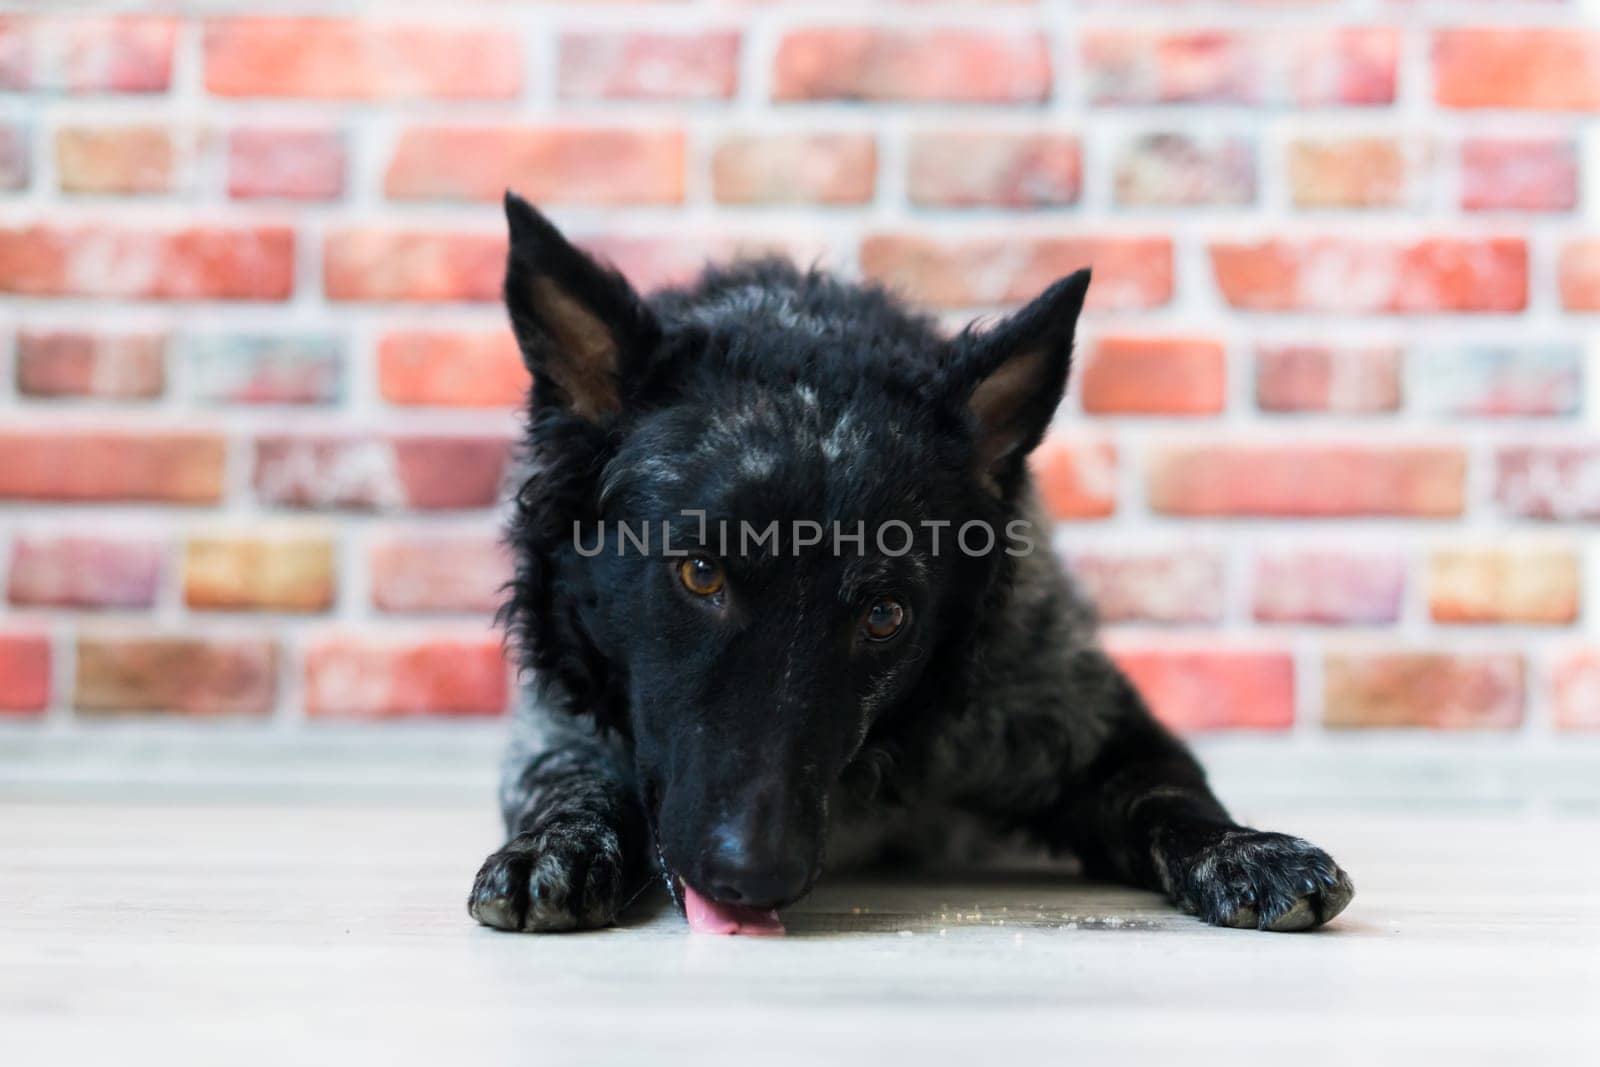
2,796 -> 1596,1067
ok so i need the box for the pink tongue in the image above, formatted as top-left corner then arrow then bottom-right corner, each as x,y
681,884 -> 786,937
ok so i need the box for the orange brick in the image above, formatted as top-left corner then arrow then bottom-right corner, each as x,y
1110,645 -> 1295,731
1210,239 -> 1526,313
1429,549 -> 1580,625
75,636 -> 278,716
775,28 -> 1050,103
1435,29 -> 1600,110
1324,652 -> 1524,729
377,331 -> 528,408
1029,437 -> 1117,520
712,134 -> 876,205
386,127 -> 686,205
1081,337 -> 1225,415
1148,444 -> 1465,517
183,534 -> 337,613
0,432 -> 225,503
0,225 -> 293,300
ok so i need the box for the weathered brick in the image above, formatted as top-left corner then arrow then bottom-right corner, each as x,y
1494,446 -> 1600,521
1148,444 -> 1465,517
370,535 -> 511,615
75,636 -> 277,716
0,16 -> 176,93
774,28 -> 1050,103
713,134 -> 876,205
184,334 -> 344,406
304,636 -> 508,719
1113,134 -> 1255,207
1109,645 -> 1295,731
1461,139 -> 1578,213
1080,337 -> 1225,415
1551,651 -> 1600,730
323,230 -> 503,303
0,634 -> 50,714
0,225 -> 294,300
1324,652 -> 1524,729
183,534 -> 337,613
227,128 -> 345,201
7,536 -> 164,610
1430,549 -> 1580,625
252,435 -> 510,512
386,127 -> 686,205
1435,29 -> 1600,111
1210,238 -> 1527,313
1252,552 -> 1406,625
860,234 -> 1172,310
377,331 -> 527,408
1030,436 -> 1117,520
1254,345 -> 1401,413
55,125 -> 174,195
0,123 -> 29,189
1286,137 -> 1411,208
205,18 -> 520,99
1417,347 -> 1581,418
1559,241 -> 1600,311
559,31 -> 739,101
907,132 -> 1079,209
15,331 -> 166,400
1067,550 -> 1226,625
0,432 -> 225,503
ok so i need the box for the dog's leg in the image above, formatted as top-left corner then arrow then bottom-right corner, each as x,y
468,721 -> 647,933
1037,661 -> 1355,932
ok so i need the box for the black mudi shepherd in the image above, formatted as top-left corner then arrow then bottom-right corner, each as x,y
471,192 -> 1354,936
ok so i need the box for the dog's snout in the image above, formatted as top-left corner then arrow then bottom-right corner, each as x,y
701,831 -> 811,908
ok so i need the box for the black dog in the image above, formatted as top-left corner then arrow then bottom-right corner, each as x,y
469,192 -> 1354,935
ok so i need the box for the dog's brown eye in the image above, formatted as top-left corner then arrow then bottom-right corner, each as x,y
863,598 -> 906,642
679,556 -> 725,597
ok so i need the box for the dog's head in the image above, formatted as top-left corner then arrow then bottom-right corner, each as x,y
501,193 -> 1089,915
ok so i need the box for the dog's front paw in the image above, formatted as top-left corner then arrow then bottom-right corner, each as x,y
468,823 -> 627,932
1175,830 -> 1354,932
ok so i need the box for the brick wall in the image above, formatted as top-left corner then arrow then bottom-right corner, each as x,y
0,3 -> 1596,739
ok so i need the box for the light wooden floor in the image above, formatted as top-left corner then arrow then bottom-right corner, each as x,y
2,797 -> 1595,1067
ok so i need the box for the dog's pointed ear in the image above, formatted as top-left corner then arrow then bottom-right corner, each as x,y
502,191 -> 659,422
952,268 -> 1090,494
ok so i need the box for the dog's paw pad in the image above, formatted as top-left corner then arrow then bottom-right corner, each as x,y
468,827 -> 626,933
1183,831 -> 1354,933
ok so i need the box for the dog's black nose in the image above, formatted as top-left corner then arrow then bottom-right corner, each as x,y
700,835 -> 810,908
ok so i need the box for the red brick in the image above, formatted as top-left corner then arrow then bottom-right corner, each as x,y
385,127 -> 685,205
1030,436 -> 1117,520
713,134 -> 876,205
1324,652 -> 1523,729
15,331 -> 166,400
1113,134 -> 1255,207
1551,651 -> 1600,730
907,132 -> 1080,209
559,31 -> 739,101
227,128 -> 345,201
0,225 -> 294,300
1109,645 -> 1295,731
0,634 -> 50,714
8,536 -> 164,610
0,432 -> 225,503
252,435 -> 509,511
204,18 -> 519,100
1252,552 -> 1405,625
1080,337 -> 1225,415
1286,137 -> 1411,208
1559,241 -> 1600,311
1255,345 -> 1402,413
304,636 -> 508,719
860,234 -> 1172,310
1461,139 -> 1578,213
1067,550 -> 1225,625
370,535 -> 511,615
184,535 -> 337,613
0,123 -> 27,189
377,331 -> 527,408
1210,238 -> 1527,313
323,230 -> 503,303
55,125 -> 174,195
1148,444 -> 1465,517
774,28 -> 1050,103
1083,28 -> 1397,106
0,16 -> 176,93
1430,549 -> 1580,625
1494,446 -> 1600,521
75,636 -> 277,716
1435,29 -> 1600,111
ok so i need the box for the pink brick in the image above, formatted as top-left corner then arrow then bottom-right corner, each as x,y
774,28 -> 1051,103
15,330 -> 166,400
1110,645 -> 1295,732
0,16 -> 176,93
8,536 -> 165,610
1435,29 -> 1600,111
0,123 -> 27,189
1558,241 -> 1600,311
1113,134 -> 1255,207
228,129 -> 345,201
1324,652 -> 1524,729
252,435 -> 510,511
55,125 -> 175,195
1252,552 -> 1406,625
0,432 -> 225,503
1067,550 -> 1226,624
1552,651 -> 1600,730
1030,437 -> 1118,520
1149,444 -> 1465,517
386,127 -> 686,205
323,230 -> 504,303
0,634 -> 50,714
0,225 -> 294,301
559,31 -> 739,101
1461,139 -> 1578,213
370,535 -> 512,615
907,132 -> 1080,209
1210,239 -> 1527,313
712,134 -> 877,205
304,636 -> 508,719
1494,446 -> 1600,521
1254,345 -> 1402,413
